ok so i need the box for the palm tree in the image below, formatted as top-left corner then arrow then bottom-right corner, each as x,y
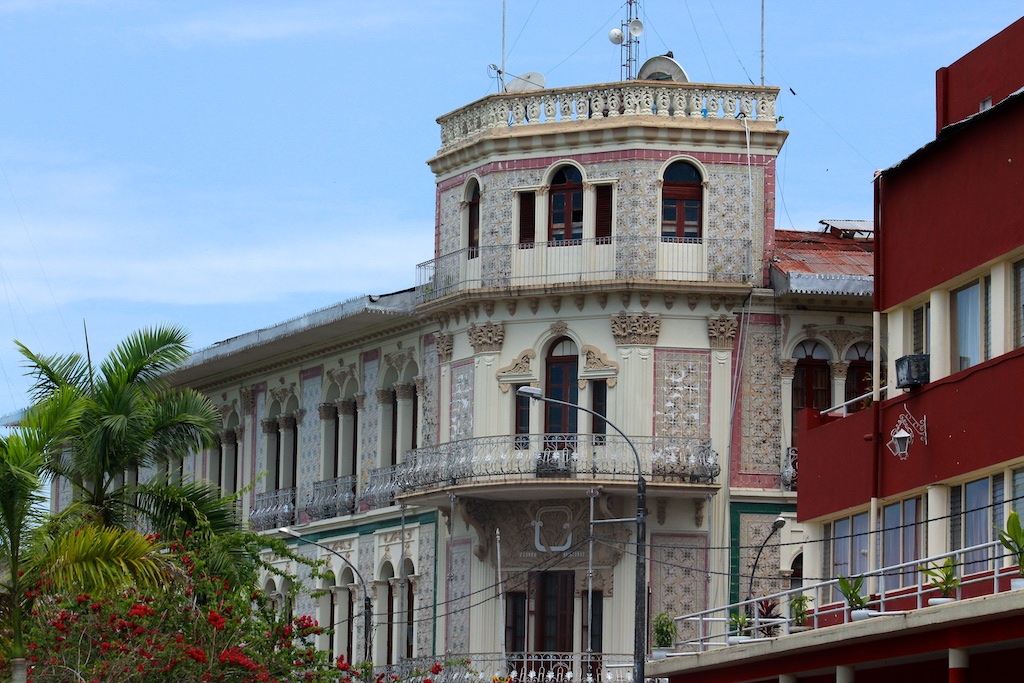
16,325 -> 231,533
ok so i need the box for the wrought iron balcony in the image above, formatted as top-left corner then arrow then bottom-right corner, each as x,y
249,487 -> 297,531
416,236 -> 752,303
390,652 -> 634,683
360,434 -> 719,507
305,475 -> 357,521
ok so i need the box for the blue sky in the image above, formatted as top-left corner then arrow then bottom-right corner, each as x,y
1,0 -> 1021,417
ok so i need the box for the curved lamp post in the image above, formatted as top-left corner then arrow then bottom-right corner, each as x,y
745,515 -> 786,604
279,527 -> 373,665
515,386 -> 647,683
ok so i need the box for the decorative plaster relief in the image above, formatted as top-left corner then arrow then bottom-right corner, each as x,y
610,311 -> 661,345
468,322 -> 505,353
739,323 -> 782,474
707,315 -> 738,350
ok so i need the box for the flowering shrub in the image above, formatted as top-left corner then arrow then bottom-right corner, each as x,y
7,530 -> 338,683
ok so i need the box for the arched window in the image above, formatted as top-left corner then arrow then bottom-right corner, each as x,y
467,180 -> 481,259
661,160 -> 703,242
844,342 -> 873,410
549,166 -> 583,244
543,338 -> 579,466
792,340 -> 831,446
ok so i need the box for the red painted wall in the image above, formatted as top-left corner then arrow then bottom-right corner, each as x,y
936,17 -> 1024,132
797,407 -> 874,521
799,349 -> 1024,520
876,95 -> 1024,311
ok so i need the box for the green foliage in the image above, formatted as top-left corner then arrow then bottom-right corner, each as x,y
996,510 -> 1024,578
17,325 -> 221,530
727,610 -> 749,636
837,575 -> 868,610
652,610 -> 676,648
755,599 -> 782,637
787,593 -> 812,626
919,557 -> 960,598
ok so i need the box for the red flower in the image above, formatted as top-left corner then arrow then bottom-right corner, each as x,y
336,656 -> 351,672
431,663 -> 444,675
185,647 -> 207,663
207,609 -> 226,630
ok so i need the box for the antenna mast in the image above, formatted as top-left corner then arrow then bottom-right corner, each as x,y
501,0 -> 507,92
609,0 -> 644,80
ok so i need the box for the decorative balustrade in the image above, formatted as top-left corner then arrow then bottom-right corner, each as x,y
391,652 -> 633,683
437,81 -> 779,152
417,236 -> 752,303
380,434 -> 718,500
249,487 -> 297,531
305,475 -> 357,521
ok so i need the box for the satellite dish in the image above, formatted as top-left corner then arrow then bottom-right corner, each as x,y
506,71 -> 546,93
637,55 -> 689,83
628,18 -> 644,37
608,27 -> 624,45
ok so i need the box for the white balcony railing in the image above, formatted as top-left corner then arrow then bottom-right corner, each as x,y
417,236 -> 752,303
438,80 -> 779,152
391,652 -> 634,683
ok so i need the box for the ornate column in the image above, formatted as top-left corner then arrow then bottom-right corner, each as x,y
376,388 -> 396,468
219,428 -> 238,494
829,360 -> 850,412
233,422 -> 246,499
261,417 -> 280,492
779,359 -> 797,449
394,383 -> 416,464
278,414 -> 297,491
319,402 -> 339,480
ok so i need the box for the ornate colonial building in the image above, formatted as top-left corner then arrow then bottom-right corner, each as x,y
149,56 -> 875,679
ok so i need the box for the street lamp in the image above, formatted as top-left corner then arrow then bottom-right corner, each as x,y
279,527 -> 373,665
745,515 -> 786,604
515,386 -> 647,683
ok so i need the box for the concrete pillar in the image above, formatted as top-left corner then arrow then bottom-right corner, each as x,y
779,675 -> 797,683
949,647 -> 969,683
836,664 -> 855,683
927,485 -> 951,557
930,289 -> 951,381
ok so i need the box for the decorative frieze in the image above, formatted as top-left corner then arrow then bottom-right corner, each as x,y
467,321 -> 505,353
610,311 -> 661,346
549,321 -> 568,338
707,315 -> 738,350
497,350 -> 535,377
269,382 -> 296,406
581,345 -> 618,375
240,387 -> 257,415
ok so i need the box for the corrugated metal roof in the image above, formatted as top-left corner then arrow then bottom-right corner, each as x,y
771,228 -> 874,296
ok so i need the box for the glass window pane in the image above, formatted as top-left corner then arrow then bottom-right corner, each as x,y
852,513 -> 869,576
964,478 -> 990,572
955,283 -> 981,370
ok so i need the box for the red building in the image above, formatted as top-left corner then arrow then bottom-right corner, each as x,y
653,16 -> 1024,683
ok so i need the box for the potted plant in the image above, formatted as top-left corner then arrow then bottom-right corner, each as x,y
919,557 -> 960,605
727,610 -> 751,644
837,575 -> 875,621
755,598 -> 782,637
997,509 -> 1024,590
787,593 -> 812,631
651,611 -> 677,659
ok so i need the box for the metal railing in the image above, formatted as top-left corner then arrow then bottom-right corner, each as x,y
818,386 -> 890,418
369,435 -> 719,505
249,487 -> 297,531
305,475 -> 357,521
389,652 -> 634,683
672,540 -> 1020,653
416,236 -> 752,303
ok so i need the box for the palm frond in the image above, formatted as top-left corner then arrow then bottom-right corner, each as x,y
132,477 -> 241,538
14,342 -> 89,403
31,524 -> 175,594
98,324 -> 191,390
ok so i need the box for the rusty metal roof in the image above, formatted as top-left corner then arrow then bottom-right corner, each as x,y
771,227 -> 874,296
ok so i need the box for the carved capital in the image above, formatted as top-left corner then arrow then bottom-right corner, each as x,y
435,332 -> 453,363
278,415 -> 296,431
319,403 -> 337,421
610,311 -> 661,346
779,359 -> 798,377
261,418 -> 279,435
233,424 -> 246,441
336,399 -> 356,416
354,393 -> 366,411
394,383 -> 416,401
829,360 -> 851,380
376,388 -> 395,405
467,321 -> 505,353
707,315 -> 738,350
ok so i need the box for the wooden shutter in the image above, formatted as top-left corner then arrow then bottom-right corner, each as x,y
519,191 -> 535,246
595,184 -> 612,242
